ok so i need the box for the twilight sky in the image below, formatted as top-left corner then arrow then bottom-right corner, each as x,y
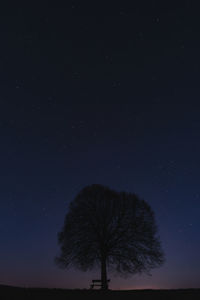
1,1 -> 200,290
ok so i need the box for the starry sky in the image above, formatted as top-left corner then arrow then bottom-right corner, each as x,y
1,1 -> 200,290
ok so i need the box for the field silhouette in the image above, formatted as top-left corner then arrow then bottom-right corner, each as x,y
1,285 -> 200,300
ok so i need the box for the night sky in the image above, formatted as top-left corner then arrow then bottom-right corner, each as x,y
1,1 -> 200,290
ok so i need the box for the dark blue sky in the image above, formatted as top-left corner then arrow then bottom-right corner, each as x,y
0,1 -> 200,289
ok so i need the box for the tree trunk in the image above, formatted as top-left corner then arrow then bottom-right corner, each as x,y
101,256 -> 108,290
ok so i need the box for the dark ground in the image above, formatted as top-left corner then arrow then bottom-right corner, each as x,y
1,285 -> 200,300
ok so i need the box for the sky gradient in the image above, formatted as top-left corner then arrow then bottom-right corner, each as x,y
0,1 -> 200,290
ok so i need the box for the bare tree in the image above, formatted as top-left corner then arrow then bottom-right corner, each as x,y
55,184 -> 165,290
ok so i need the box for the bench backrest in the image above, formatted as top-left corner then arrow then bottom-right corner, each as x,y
92,279 -> 110,283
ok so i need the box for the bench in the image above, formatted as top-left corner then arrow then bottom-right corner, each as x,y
90,279 -> 110,289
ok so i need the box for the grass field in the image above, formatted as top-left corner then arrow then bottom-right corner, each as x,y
1,285 -> 200,300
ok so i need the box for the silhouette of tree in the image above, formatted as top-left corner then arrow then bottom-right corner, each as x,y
55,184 -> 165,290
